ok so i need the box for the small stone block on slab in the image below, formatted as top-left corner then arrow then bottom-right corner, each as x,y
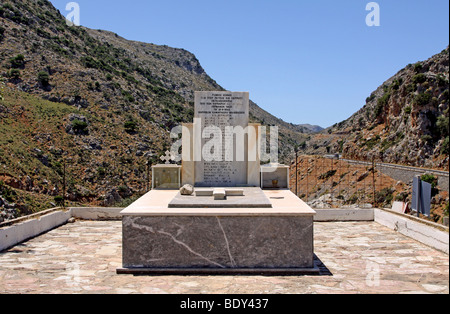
195,189 -> 214,197
213,188 -> 226,200
226,189 -> 244,196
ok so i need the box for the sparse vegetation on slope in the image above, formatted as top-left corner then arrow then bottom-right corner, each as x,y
0,0 -> 311,220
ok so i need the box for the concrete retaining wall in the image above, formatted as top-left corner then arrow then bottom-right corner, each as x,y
0,207 -> 122,252
375,164 -> 448,192
374,208 -> 449,254
0,209 -> 71,252
69,207 -> 123,220
314,208 -> 374,221
342,159 -> 449,192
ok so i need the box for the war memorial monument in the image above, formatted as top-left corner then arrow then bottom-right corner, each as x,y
117,92 -> 318,275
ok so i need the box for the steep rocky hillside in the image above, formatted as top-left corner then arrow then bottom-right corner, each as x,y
0,0 -> 310,220
302,47 -> 449,170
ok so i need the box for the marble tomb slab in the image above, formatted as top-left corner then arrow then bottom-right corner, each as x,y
168,187 -> 273,208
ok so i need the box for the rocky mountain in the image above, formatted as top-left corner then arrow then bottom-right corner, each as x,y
302,47 -> 449,170
298,124 -> 324,133
0,0 -> 312,219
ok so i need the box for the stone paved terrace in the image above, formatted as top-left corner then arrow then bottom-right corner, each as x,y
0,220 -> 448,294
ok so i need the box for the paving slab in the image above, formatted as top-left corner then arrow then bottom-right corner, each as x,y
0,221 -> 448,294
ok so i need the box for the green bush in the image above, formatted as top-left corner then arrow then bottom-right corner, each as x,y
363,135 -> 381,149
437,75 -> 448,88
71,119 -> 89,135
81,56 -> 99,69
118,185 -> 130,196
121,90 -> 135,103
375,92 -> 391,118
10,54 -> 25,68
412,73 -> 427,85
366,93 -> 376,103
346,193 -> 359,205
97,167 -> 106,178
443,89 -> 449,101
124,120 -> 138,134
437,111 -> 449,137
395,192 -> 408,202
0,81 -> 4,101
375,188 -> 394,206
318,170 -> 337,180
0,180 -> 17,203
8,68 -> 21,79
421,174 -> 438,189
54,195 -> 64,206
414,92 -> 431,106
9,10 -> 30,25
405,83 -> 416,94
51,161 -> 63,176
442,136 -> 449,155
124,94 -> 134,103
421,135 -> 433,143
392,78 -> 403,90
421,174 -> 439,197
37,71 -> 50,86
414,62 -> 423,73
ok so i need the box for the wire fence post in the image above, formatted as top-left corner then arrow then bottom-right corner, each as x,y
306,156 -> 309,201
62,157 -> 66,208
295,151 -> 298,197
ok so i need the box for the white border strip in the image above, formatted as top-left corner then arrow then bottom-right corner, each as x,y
0,210 -> 71,252
374,208 -> 449,254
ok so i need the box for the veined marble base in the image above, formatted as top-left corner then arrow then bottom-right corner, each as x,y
118,190 -> 317,274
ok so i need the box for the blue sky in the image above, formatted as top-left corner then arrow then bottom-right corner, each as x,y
49,0 -> 449,128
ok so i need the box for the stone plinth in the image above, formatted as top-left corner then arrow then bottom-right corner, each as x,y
118,190 -> 318,275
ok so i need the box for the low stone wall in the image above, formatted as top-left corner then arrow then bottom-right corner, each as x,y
69,207 -> 123,220
374,208 -> 449,254
314,208 -> 374,221
0,207 -> 123,252
0,209 -> 71,252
